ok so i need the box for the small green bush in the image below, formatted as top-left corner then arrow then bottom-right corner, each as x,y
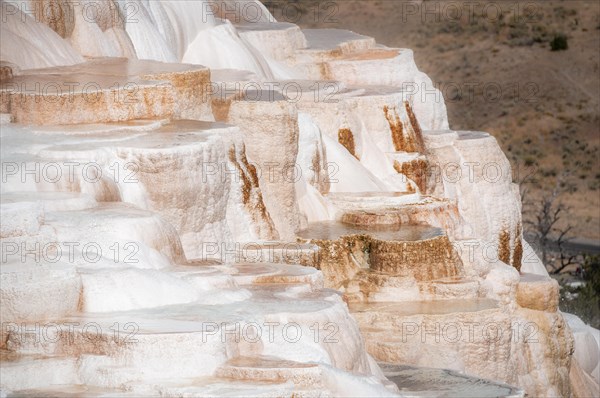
550,34 -> 569,51
560,255 -> 600,328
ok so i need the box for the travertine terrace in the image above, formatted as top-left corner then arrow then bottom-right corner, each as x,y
0,1 -> 598,397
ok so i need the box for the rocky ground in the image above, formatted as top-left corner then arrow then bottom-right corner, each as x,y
274,0 -> 600,241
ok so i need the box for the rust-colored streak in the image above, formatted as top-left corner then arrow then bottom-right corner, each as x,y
144,69 -> 212,120
318,63 -> 332,80
228,146 -> 253,205
211,98 -> 232,122
383,105 -> 405,152
228,145 -> 277,238
312,148 -> 321,178
0,64 -> 13,82
33,0 -> 125,37
33,0 -> 75,38
404,101 -> 425,153
338,128 -> 358,159
394,158 -> 429,193
512,225 -> 523,272
77,284 -> 86,312
498,229 -> 511,265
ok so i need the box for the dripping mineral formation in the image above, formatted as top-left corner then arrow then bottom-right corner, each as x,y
0,1 -> 598,397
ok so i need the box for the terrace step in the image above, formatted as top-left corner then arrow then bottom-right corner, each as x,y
292,81 -> 425,155
350,298 -> 500,319
516,273 -> 559,312
344,271 -> 480,303
1,192 -> 97,213
209,68 -> 262,122
350,299 -> 514,382
42,202 -> 185,269
289,39 -> 449,131
294,29 -> 377,63
0,259 -> 81,325
218,262 -> 324,290
0,353 -> 79,392
236,22 -> 308,62
1,58 -> 213,125
3,285 -> 356,387
296,221 -> 464,289
0,355 -> 305,397
336,195 -> 465,239
4,386 -> 141,397
2,119 -> 276,259
327,192 -> 422,212
216,355 -> 323,388
209,75 -> 432,191
293,47 -> 417,86
381,363 -> 524,398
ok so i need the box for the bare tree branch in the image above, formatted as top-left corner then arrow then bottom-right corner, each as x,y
522,174 -> 581,273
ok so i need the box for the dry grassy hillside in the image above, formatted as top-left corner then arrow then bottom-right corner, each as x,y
268,0 -> 600,240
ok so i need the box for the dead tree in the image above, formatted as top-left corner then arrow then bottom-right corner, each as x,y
523,177 -> 581,274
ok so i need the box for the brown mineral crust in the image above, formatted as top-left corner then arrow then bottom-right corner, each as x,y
33,0 -> 126,38
310,145 -> 330,194
0,93 -> 10,115
55,328 -> 133,357
393,157 -> 428,192
299,226 -> 463,289
404,101 -> 425,153
341,211 -> 404,227
0,63 -> 15,82
384,103 -> 426,153
369,235 -> 463,281
513,225 -> 523,271
338,128 -> 358,159
2,59 -> 213,125
228,145 -> 278,240
345,270 -> 404,302
211,97 -> 233,122
33,0 -> 75,38
2,78 -> 176,125
343,49 -> 398,61
297,234 -> 370,289
318,63 -> 332,80
498,229 -> 511,265
141,68 -> 212,120
383,105 -> 405,152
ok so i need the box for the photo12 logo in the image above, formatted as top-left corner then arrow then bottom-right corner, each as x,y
1,1 -> 140,24
1,241 -> 140,265
399,1 -> 542,24
2,161 -> 139,185
201,321 -> 340,344
398,321 -> 540,344
1,80 -> 156,105
205,81 -> 340,104
2,322 -> 139,345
